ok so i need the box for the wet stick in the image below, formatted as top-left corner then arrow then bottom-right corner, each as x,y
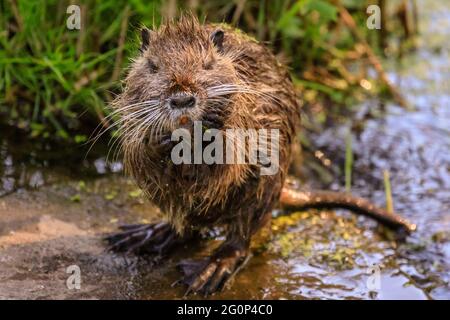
112,5 -> 130,82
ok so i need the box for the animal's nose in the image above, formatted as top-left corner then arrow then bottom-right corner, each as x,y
169,95 -> 196,109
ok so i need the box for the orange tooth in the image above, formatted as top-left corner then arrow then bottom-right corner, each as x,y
179,115 -> 189,125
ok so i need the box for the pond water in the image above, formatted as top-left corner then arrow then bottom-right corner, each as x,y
0,0 -> 448,300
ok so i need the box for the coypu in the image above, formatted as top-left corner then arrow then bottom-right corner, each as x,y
105,15 -> 415,295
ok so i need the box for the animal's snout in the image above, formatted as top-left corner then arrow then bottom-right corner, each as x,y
169,95 -> 196,109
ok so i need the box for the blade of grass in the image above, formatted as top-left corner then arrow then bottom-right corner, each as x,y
383,169 -> 394,213
345,130 -> 353,192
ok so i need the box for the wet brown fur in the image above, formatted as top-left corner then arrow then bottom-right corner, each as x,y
107,14 -> 415,295
114,15 -> 299,238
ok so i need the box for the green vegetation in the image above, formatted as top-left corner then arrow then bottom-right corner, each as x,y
0,0 -> 414,142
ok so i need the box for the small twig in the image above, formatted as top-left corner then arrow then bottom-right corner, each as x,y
232,0 -> 247,25
411,0 -> 419,35
112,5 -> 130,82
7,0 -> 23,32
74,70 -> 101,91
76,4 -> 87,58
378,0 -> 387,51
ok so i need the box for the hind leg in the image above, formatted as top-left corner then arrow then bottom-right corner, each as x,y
176,212 -> 271,296
176,237 -> 251,296
105,222 -> 193,256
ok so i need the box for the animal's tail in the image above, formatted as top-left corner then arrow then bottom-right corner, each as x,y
280,186 -> 416,235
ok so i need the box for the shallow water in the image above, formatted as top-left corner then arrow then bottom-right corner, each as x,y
0,0 -> 448,300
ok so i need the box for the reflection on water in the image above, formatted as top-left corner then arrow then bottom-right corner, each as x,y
0,128 -> 122,197
303,0 -> 449,299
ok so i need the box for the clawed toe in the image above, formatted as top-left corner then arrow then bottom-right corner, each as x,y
104,222 -> 179,255
175,248 -> 251,296
202,114 -> 223,129
106,222 -> 251,296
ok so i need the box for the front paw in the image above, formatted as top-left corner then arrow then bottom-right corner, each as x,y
104,222 -> 177,255
202,113 -> 224,130
145,133 -> 174,156
157,133 -> 174,152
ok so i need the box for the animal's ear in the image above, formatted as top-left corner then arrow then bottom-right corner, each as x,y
210,29 -> 224,52
140,27 -> 152,52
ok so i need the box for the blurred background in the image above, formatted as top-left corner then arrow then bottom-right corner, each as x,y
0,0 -> 421,143
0,0 -> 448,300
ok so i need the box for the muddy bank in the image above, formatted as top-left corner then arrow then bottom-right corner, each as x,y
0,173 -> 447,299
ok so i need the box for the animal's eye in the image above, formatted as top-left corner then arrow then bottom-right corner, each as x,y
203,59 -> 215,70
147,60 -> 158,73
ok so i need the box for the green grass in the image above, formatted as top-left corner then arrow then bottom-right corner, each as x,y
0,0 -> 401,143
0,0 -> 162,141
